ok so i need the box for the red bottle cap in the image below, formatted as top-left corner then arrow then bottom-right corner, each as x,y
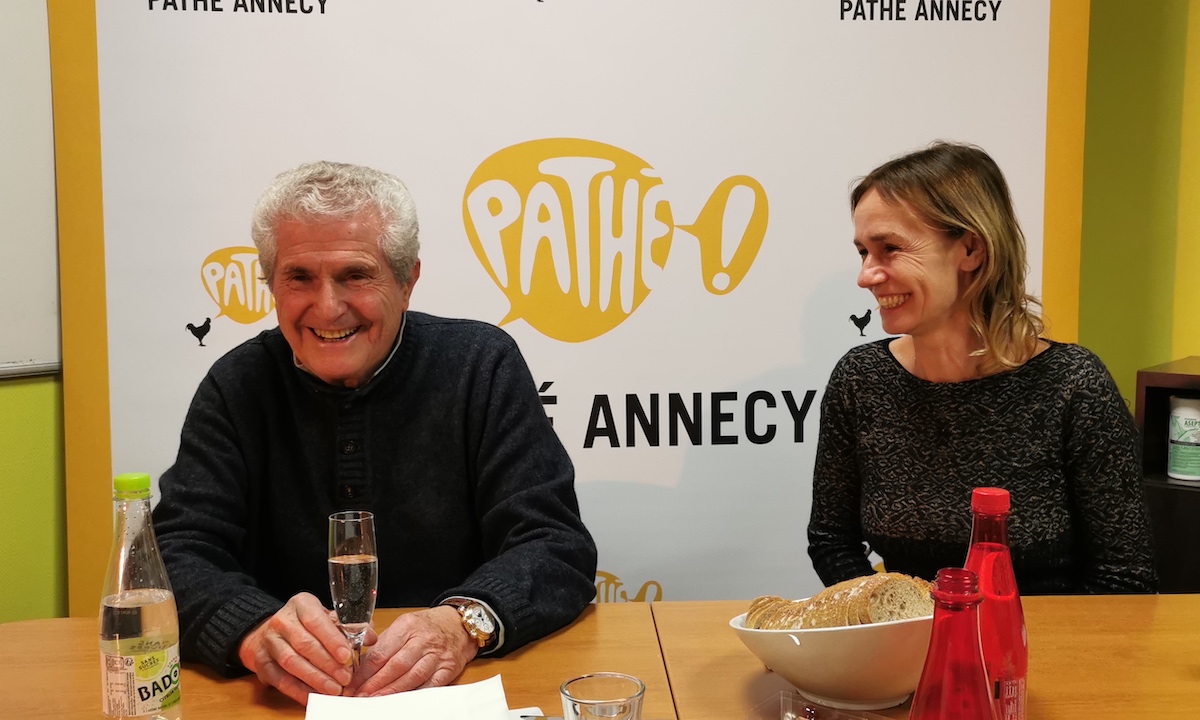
971,487 -> 1010,514
931,567 -> 981,602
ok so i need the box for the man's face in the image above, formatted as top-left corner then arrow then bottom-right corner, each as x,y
271,213 -> 417,388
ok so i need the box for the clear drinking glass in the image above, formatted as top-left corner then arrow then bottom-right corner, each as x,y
328,510 -> 378,667
560,672 -> 645,720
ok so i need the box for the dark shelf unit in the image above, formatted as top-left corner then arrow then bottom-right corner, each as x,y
1134,357 -> 1200,592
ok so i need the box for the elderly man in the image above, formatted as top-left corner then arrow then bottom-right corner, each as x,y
152,161 -> 597,704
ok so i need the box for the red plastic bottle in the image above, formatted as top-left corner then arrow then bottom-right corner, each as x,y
908,567 -> 998,720
964,487 -> 1028,720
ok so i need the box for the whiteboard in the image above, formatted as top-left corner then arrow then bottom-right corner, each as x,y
0,0 -> 60,377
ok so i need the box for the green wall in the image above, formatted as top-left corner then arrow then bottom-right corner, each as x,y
1080,0 -> 1192,400
0,376 -> 67,622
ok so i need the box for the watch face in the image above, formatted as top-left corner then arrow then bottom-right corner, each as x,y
466,605 -> 496,634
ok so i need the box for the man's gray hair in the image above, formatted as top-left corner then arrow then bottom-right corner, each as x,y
251,161 -> 420,285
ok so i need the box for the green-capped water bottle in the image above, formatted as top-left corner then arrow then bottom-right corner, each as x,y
99,473 -> 182,720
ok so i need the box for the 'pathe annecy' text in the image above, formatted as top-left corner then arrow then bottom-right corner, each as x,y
841,0 -> 1003,21
147,0 -> 328,13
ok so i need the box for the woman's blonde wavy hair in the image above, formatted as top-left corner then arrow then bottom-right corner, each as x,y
850,141 -> 1044,373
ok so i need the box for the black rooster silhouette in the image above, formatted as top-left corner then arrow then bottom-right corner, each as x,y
850,309 -> 872,337
186,317 -> 212,347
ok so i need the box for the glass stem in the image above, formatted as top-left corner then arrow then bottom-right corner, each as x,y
344,627 -> 366,667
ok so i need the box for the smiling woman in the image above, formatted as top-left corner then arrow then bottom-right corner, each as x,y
850,141 -> 1041,382
852,189 -> 983,356
806,141 -> 1158,597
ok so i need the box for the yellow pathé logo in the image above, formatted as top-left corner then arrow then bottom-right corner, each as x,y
201,246 -> 274,324
463,138 -> 768,342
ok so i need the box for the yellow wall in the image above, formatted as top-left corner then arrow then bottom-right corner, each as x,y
1079,0 -> 1193,399
1042,0 -> 1091,344
1174,1 -> 1200,358
48,0 -> 112,617
0,377 -> 66,622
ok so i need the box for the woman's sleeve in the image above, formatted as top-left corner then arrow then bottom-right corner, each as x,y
807,358 -> 875,585
1063,352 -> 1158,593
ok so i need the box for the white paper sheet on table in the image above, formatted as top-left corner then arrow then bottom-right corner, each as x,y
305,674 -> 535,720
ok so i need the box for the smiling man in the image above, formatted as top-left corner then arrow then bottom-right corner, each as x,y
270,212 -> 414,389
151,161 -> 597,705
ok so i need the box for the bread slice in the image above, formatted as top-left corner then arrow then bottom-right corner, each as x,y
746,595 -> 784,629
746,595 -> 811,630
765,598 -> 808,630
865,573 -> 934,623
796,576 -> 867,628
745,572 -> 933,631
848,573 -> 890,625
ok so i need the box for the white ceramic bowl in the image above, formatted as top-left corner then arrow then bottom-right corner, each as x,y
730,610 -> 933,711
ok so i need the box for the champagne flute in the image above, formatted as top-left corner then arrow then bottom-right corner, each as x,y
328,510 -> 378,667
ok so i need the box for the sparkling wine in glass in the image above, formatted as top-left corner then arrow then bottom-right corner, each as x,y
328,510 -> 378,667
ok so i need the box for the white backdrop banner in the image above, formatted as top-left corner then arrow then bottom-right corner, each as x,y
96,0 -> 1050,602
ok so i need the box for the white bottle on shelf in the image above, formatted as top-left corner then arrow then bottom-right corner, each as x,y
1167,396 -> 1200,483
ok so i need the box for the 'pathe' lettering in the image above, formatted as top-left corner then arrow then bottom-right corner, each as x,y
148,0 -> 226,8
147,0 -> 330,13
841,0 -> 907,21
583,390 -> 816,448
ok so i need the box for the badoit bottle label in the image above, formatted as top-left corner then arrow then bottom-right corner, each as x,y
100,642 -> 182,716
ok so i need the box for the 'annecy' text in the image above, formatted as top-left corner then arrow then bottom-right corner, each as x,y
583,390 -> 817,449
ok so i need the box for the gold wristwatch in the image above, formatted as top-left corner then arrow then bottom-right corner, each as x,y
443,599 -> 498,650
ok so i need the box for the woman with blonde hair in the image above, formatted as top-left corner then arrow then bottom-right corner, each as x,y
807,141 -> 1156,593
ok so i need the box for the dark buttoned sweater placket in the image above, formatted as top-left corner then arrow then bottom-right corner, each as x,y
335,397 -> 370,506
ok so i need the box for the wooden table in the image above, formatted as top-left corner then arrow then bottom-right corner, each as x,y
652,595 -> 1200,720
9,596 -> 1199,719
0,604 -> 676,719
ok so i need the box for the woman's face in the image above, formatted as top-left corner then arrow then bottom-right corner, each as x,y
852,189 -> 981,339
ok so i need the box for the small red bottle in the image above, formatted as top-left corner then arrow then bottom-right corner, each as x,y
964,487 -> 1027,720
908,568 -> 998,720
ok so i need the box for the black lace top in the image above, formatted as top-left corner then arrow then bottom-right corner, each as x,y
807,339 -> 1157,594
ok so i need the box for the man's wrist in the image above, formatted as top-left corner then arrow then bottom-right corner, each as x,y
236,618 -> 267,672
440,597 -> 500,653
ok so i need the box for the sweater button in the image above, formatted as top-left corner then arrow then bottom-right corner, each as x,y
340,440 -> 359,455
340,484 -> 356,499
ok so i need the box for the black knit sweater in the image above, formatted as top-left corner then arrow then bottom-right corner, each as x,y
152,312 -> 598,674
807,339 -> 1157,594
